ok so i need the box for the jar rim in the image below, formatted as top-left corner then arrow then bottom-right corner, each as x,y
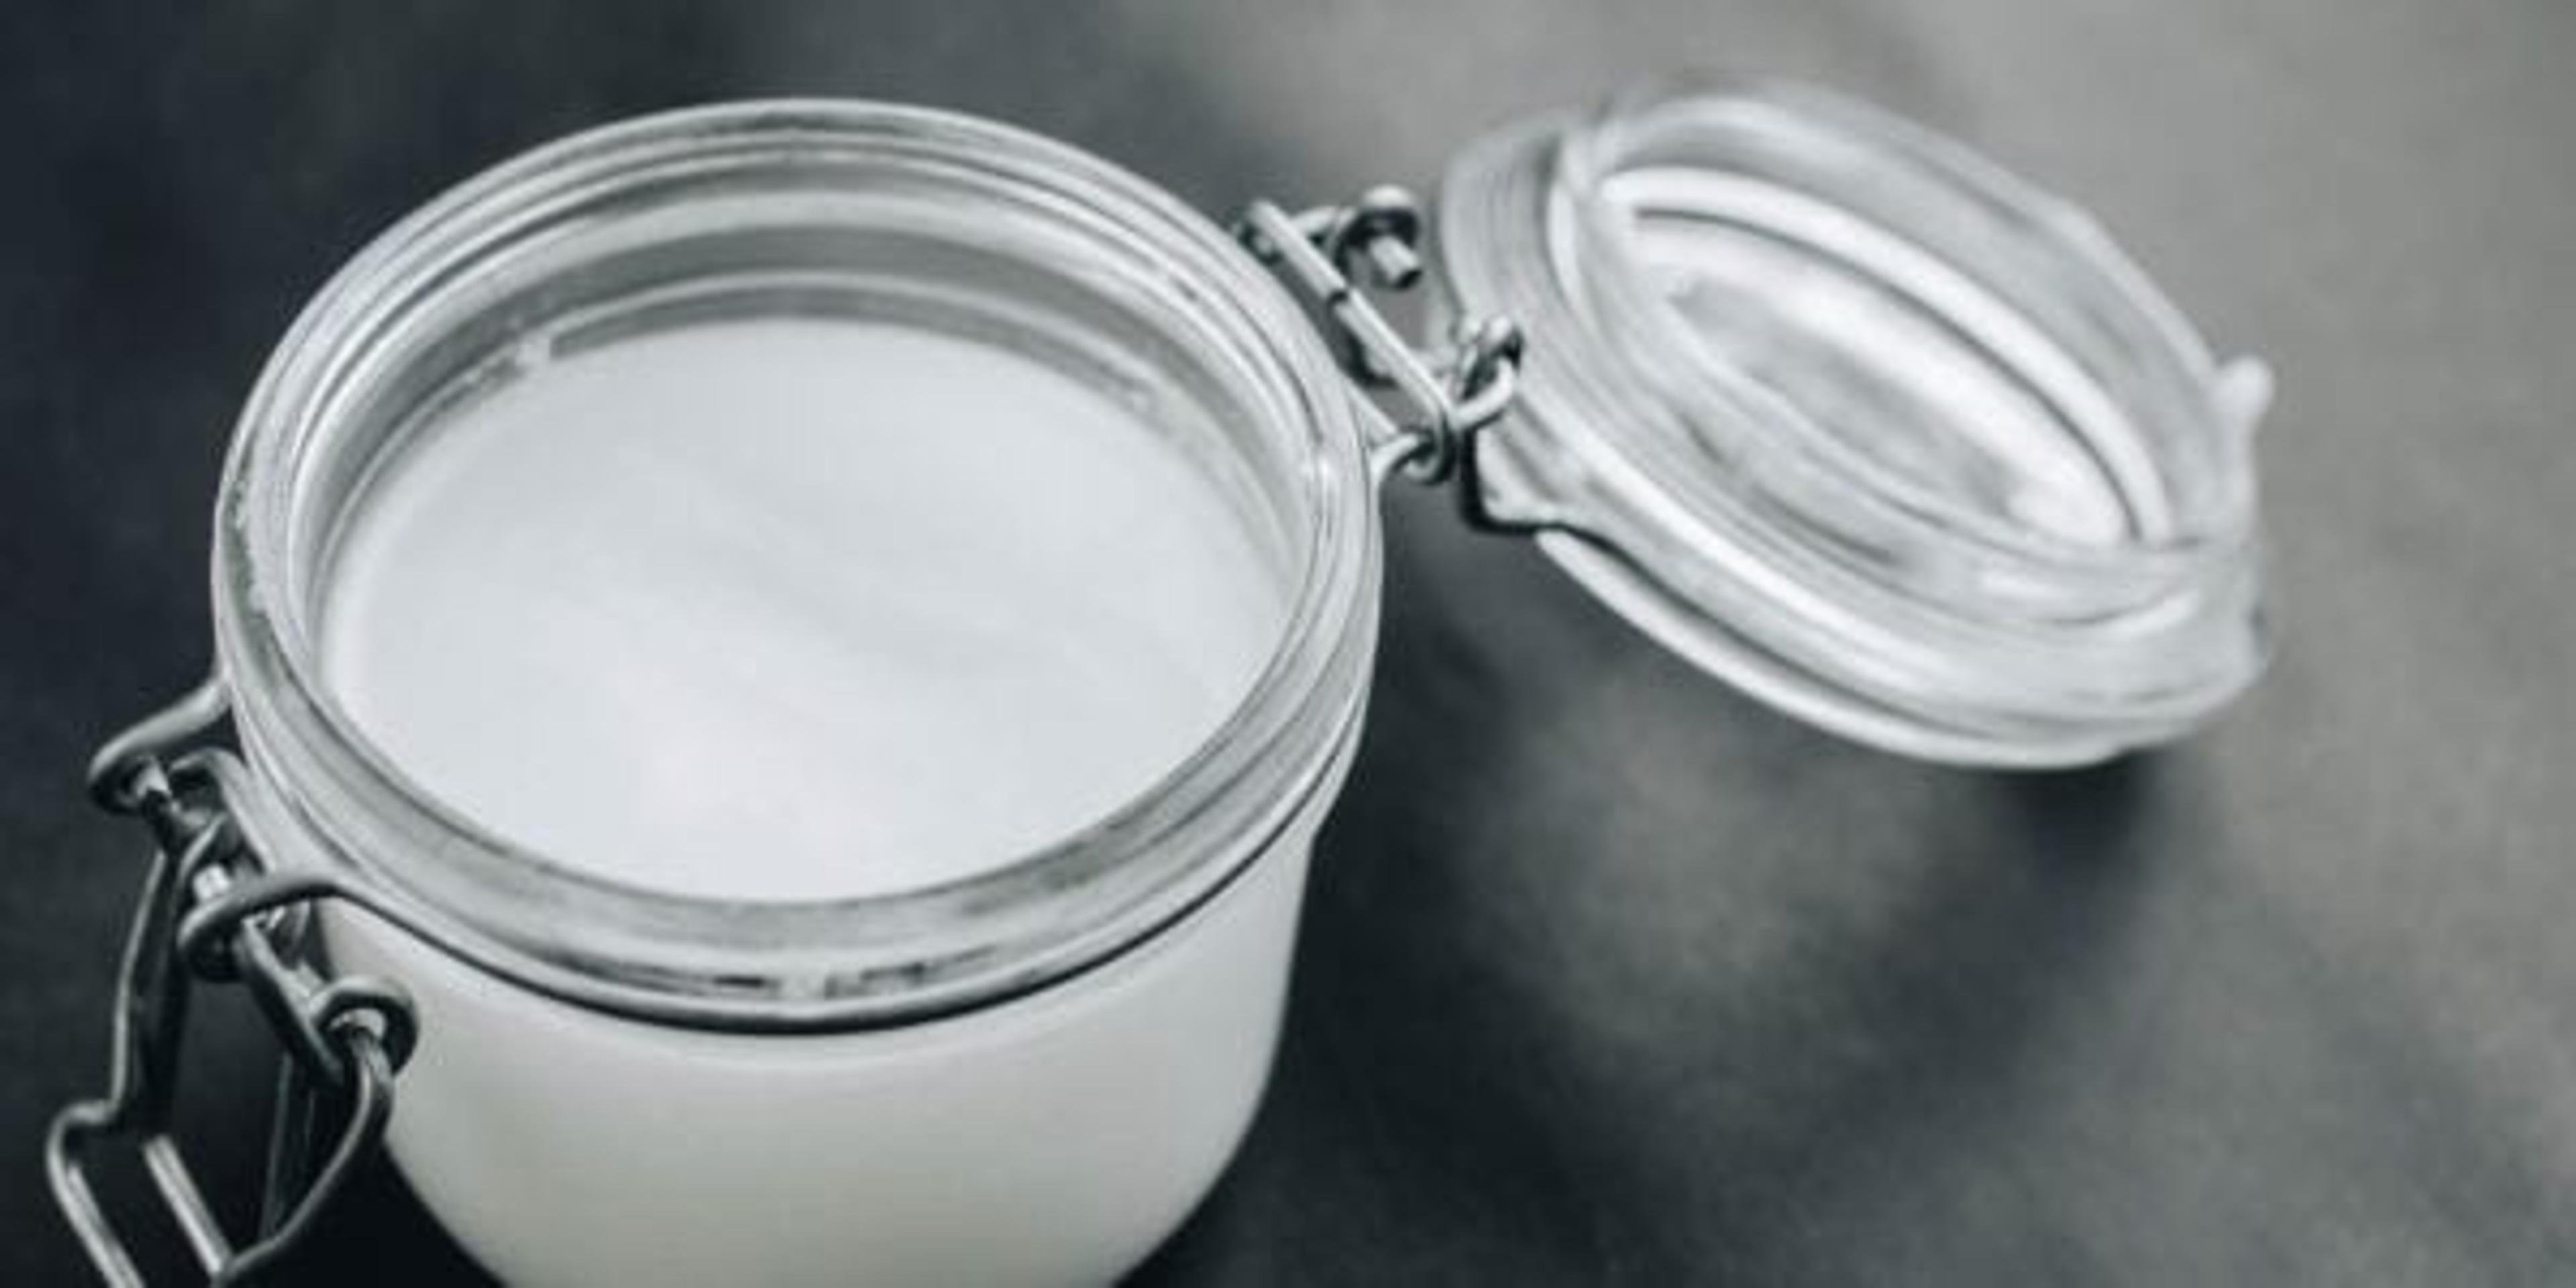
211,100 -> 1377,1030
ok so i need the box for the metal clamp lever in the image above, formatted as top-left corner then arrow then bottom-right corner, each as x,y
1236,188 -> 1574,537
46,678 -> 418,1287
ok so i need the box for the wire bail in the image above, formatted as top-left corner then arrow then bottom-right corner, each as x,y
1236,189 -> 1558,535
47,678 -> 419,1287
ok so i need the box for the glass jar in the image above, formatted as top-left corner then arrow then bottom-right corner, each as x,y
49,78 -> 2267,1287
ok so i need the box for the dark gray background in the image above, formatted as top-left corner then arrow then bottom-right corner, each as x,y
5,1 -> 2571,1283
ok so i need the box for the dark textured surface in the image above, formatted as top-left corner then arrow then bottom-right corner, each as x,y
7,2 -> 2573,1284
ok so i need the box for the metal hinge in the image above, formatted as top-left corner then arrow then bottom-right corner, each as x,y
1235,187 -> 1574,537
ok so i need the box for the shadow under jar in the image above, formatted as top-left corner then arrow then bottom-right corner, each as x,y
53,81 -> 2269,1287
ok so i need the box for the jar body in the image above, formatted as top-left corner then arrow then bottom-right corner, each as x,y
199,101 -> 1385,1286
319,786 -> 1339,1287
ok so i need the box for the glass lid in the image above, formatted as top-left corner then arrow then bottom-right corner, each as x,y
1433,78 -> 2271,767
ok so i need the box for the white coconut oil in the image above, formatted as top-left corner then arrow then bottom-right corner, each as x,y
321,317 -> 1287,900
309,314 -> 1324,1286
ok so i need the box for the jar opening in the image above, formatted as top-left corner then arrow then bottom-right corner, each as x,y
213,101 -> 1377,1029
319,312 -> 1297,904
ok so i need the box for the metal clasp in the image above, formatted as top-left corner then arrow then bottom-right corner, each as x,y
1237,188 -> 1571,537
47,678 -> 418,1287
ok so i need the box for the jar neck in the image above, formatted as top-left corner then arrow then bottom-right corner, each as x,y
213,101 -> 1377,1030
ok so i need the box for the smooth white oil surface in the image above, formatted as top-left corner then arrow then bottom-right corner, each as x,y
321,318 -> 1287,901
